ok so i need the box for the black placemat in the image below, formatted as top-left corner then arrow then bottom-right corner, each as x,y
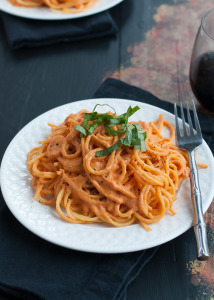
0,10 -> 117,49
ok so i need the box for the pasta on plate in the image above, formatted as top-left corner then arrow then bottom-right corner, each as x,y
8,0 -> 99,13
27,105 -> 192,230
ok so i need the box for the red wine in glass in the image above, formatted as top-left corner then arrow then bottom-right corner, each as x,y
190,51 -> 214,111
189,9 -> 214,112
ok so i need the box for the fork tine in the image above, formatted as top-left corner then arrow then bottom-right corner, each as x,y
179,100 -> 188,136
186,101 -> 194,135
192,99 -> 202,137
174,103 -> 181,139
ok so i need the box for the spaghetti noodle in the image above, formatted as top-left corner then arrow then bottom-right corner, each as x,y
8,0 -> 99,13
27,107 -> 191,230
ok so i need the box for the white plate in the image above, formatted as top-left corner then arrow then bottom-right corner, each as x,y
1,98 -> 214,253
0,0 -> 123,20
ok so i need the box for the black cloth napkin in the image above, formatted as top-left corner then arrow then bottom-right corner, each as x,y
0,10 -> 117,50
0,209 -> 158,300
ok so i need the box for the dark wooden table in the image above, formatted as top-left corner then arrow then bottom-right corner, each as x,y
0,0 -> 214,299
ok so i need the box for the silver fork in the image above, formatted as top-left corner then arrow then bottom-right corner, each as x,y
174,99 -> 209,261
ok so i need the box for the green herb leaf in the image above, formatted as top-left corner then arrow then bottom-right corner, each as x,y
140,141 -> 146,152
92,104 -> 116,115
123,125 -> 134,146
129,106 -> 140,117
133,124 -> 144,142
96,138 -> 124,157
107,106 -> 140,127
132,124 -> 147,151
104,123 -> 127,136
74,125 -> 87,137
82,112 -> 99,130
124,106 -> 140,122
87,114 -> 115,135
131,137 -> 142,146
107,115 -> 127,126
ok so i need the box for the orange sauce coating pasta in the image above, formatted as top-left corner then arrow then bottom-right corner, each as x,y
27,110 -> 191,230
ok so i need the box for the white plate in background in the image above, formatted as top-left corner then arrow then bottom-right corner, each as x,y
0,0 -> 123,20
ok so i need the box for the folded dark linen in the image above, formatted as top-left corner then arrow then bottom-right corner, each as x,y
0,10 -> 117,50
0,206 -> 158,300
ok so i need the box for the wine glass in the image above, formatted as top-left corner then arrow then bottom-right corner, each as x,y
189,8 -> 214,112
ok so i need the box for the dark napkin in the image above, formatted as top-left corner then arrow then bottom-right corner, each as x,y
0,10 -> 117,50
0,209 -> 158,300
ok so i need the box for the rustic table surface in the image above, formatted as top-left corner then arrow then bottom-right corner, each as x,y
0,0 -> 213,299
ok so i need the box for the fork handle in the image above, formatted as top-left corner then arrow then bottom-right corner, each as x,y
188,151 -> 209,261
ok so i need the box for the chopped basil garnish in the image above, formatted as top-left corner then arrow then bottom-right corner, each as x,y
104,123 -> 127,136
74,104 -> 147,156
123,125 -> 133,146
75,125 -> 87,137
96,139 -> 123,157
